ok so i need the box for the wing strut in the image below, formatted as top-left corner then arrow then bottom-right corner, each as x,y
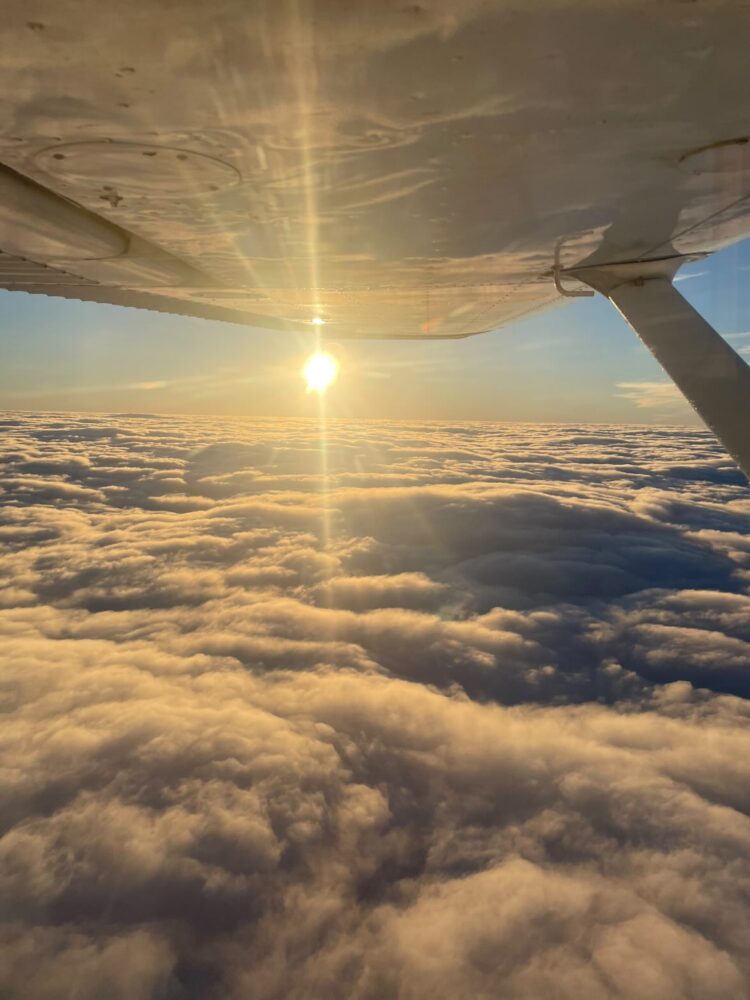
568,255 -> 750,480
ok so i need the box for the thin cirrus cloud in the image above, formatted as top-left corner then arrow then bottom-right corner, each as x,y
615,380 -> 688,411
0,411 -> 749,999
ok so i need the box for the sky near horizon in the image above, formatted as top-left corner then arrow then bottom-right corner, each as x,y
3,236 -> 750,423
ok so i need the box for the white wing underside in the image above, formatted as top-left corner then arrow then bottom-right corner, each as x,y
2,0 -> 750,339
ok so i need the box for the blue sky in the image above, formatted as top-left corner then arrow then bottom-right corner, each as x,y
2,236 -> 750,423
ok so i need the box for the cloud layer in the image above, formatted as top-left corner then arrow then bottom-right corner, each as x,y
1,412 -> 749,999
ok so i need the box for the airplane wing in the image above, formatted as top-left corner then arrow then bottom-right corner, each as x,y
4,0 -> 750,477
2,0 -> 750,341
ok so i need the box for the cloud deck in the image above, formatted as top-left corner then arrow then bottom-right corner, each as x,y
1,413 -> 749,998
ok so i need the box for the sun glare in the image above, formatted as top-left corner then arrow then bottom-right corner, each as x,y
303,351 -> 339,394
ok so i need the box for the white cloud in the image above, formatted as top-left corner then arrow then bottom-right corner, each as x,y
615,381 -> 690,412
0,411 -> 749,998
673,269 -> 709,283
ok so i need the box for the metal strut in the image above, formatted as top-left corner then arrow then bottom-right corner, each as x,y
567,255 -> 750,480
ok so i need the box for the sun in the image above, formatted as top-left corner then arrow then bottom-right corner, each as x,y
303,351 -> 339,394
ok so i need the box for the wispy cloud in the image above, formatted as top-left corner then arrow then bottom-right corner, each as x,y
722,332 -> 750,356
674,269 -> 709,283
126,380 -> 170,391
2,372 -> 266,400
615,380 -> 688,410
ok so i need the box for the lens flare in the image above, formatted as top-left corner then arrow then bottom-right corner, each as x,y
303,351 -> 339,394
